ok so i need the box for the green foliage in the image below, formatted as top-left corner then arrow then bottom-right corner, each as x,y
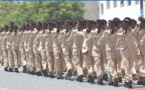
0,1 -> 86,26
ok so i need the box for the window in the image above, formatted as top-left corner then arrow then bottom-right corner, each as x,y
120,0 -> 124,7
101,3 -> 104,14
106,1 -> 110,9
114,1 -> 117,8
128,0 -> 131,6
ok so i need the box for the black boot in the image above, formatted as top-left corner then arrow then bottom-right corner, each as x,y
124,80 -> 132,88
42,69 -> 48,76
57,75 -> 63,79
15,68 -> 19,73
23,66 -> 27,73
76,75 -> 83,82
49,72 -> 55,78
36,71 -> 42,76
4,67 -> 8,71
9,68 -> 13,72
118,77 -> 122,83
113,78 -> 119,86
66,69 -> 72,77
103,73 -> 108,81
87,75 -> 94,83
30,70 -> 35,75
97,76 -> 103,85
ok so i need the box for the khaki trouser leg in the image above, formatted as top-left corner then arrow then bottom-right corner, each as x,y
21,50 -> 26,66
12,50 -> 19,68
72,55 -> 83,76
3,50 -> 9,68
25,51 -> 30,70
29,51 -> 35,71
116,57 -> 122,76
83,52 -> 94,76
63,54 -> 72,71
94,56 -> 104,78
138,54 -> 145,76
122,57 -> 132,82
46,51 -> 54,73
41,51 -> 47,70
108,58 -> 118,82
34,52 -> 42,72
54,52 -> 62,75
8,50 -> 14,68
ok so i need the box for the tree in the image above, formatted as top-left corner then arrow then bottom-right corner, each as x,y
11,1 -> 86,26
0,1 -> 17,26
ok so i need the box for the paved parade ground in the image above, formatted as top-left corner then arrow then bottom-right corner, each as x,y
0,68 -> 145,90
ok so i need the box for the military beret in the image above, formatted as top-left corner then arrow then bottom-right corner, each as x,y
4,25 -> 8,27
101,19 -> 107,24
65,20 -> 72,24
48,21 -> 55,25
131,19 -> 137,24
55,20 -> 62,24
124,17 -> 132,25
113,17 -> 121,22
122,19 -> 130,25
138,17 -> 145,23
96,19 -> 104,25
108,20 -> 117,25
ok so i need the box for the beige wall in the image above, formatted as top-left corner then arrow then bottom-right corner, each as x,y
83,1 -> 99,20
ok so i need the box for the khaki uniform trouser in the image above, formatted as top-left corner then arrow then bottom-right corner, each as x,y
137,54 -> 145,76
122,57 -> 132,82
46,51 -> 54,73
130,55 -> 137,74
34,51 -> 42,72
40,51 -> 47,71
72,54 -> 83,76
0,50 -> 3,63
94,56 -> 104,79
20,49 -> 26,66
115,57 -> 122,76
83,51 -> 94,76
53,52 -> 64,75
8,50 -> 14,68
26,50 -> 35,71
3,50 -> 9,68
108,58 -> 118,82
12,50 -> 19,68
63,50 -> 72,72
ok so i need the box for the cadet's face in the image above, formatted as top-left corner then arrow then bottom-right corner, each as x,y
122,23 -> 130,30
131,21 -> 136,28
97,22 -> 103,29
64,23 -> 70,30
140,22 -> 145,28
27,25 -> 31,30
4,27 -> 8,31
14,27 -> 18,32
56,23 -> 61,29
109,24 -> 116,29
48,24 -> 53,30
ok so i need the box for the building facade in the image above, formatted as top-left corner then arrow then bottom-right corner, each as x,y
98,1 -> 142,21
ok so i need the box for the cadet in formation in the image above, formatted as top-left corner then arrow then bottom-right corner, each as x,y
1,17 -> 145,88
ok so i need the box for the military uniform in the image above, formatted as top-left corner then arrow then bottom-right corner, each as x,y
82,29 -> 94,77
67,29 -> 84,76
44,29 -> 54,73
51,28 -> 64,76
61,29 -> 73,76
2,31 -> 9,69
98,29 -> 118,84
92,28 -> 105,83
